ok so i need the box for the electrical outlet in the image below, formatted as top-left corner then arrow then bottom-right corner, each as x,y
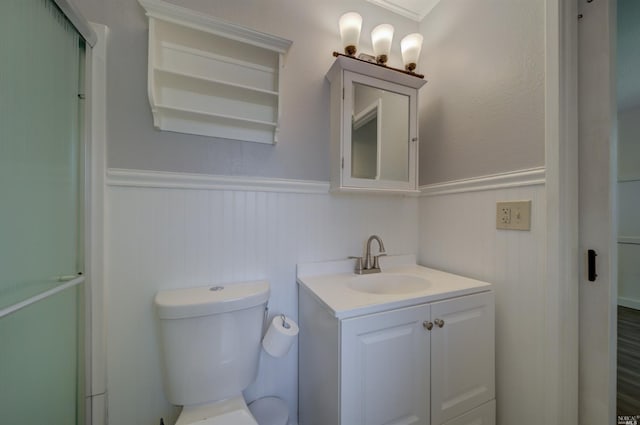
496,201 -> 531,230
499,206 -> 511,224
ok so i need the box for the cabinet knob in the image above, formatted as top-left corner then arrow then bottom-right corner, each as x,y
434,318 -> 445,328
423,321 -> 433,330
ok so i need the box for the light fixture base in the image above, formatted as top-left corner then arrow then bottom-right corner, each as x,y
376,54 -> 388,65
332,52 -> 425,79
345,45 -> 357,56
405,63 -> 417,72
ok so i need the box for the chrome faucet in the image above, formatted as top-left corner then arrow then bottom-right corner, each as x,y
349,235 -> 387,274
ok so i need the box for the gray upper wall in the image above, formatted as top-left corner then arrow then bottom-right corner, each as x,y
618,0 -> 640,180
75,0 -> 546,185
75,0 -> 420,181
618,0 -> 640,111
417,0 -> 545,185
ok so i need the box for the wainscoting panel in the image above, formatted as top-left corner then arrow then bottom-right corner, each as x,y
105,172 -> 419,425
418,182 -> 547,425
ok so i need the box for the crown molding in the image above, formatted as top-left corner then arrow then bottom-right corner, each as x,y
138,0 -> 292,53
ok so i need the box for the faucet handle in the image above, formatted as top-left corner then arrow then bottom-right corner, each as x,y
372,253 -> 386,269
348,256 -> 364,274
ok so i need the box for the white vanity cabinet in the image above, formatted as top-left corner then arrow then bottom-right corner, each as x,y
430,292 -> 495,425
341,303 -> 430,425
326,56 -> 427,194
298,288 -> 495,425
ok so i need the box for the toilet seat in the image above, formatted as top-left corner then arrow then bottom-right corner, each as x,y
175,396 -> 258,425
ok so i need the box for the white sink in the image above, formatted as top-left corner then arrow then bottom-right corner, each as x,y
297,255 -> 494,319
347,273 -> 431,294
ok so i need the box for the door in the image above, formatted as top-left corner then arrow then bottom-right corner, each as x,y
341,304 -> 430,425
0,0 -> 87,423
430,292 -> 495,425
577,0 -> 617,424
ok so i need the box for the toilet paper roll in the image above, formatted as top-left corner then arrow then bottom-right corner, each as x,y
262,314 -> 299,358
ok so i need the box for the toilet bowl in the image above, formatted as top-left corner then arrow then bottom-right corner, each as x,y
172,396 -> 289,425
154,281 -> 288,425
249,397 -> 289,425
175,396 -> 257,425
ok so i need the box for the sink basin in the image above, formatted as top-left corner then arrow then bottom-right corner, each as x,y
347,274 -> 431,295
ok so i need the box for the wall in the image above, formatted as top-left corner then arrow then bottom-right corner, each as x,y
618,107 -> 640,309
419,175 -> 547,425
106,174 -> 418,424
414,1 -> 549,424
416,0 -> 545,185
618,0 -> 640,310
73,0 -> 556,424
73,0 -> 422,423
617,0 -> 640,111
618,107 -> 640,181
618,174 -> 640,308
76,0 -> 419,181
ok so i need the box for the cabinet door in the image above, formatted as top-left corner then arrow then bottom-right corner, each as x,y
341,304 -> 430,425
342,71 -> 418,192
430,291 -> 495,425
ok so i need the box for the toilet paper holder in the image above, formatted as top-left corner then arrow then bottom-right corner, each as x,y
280,314 -> 291,330
261,310 -> 299,358
262,308 -> 292,333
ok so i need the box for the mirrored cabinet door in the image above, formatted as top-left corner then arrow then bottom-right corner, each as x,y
327,56 -> 425,194
350,78 -> 411,183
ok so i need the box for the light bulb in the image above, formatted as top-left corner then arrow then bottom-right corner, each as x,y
371,24 -> 394,65
401,33 -> 423,72
339,12 -> 362,56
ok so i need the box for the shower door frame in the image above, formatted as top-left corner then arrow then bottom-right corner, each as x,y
84,22 -> 108,425
0,1 -> 102,423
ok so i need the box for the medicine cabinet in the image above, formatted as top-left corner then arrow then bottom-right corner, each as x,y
326,55 -> 426,194
139,0 -> 292,144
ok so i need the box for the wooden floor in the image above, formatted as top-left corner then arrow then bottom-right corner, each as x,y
618,306 -> 640,416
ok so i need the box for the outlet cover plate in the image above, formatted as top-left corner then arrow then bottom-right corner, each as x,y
496,201 -> 531,230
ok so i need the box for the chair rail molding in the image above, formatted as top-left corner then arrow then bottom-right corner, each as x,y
106,168 -> 330,195
419,167 -> 546,197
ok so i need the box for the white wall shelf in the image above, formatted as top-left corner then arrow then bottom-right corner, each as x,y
139,0 -> 292,144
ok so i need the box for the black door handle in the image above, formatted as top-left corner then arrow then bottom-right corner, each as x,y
587,249 -> 597,282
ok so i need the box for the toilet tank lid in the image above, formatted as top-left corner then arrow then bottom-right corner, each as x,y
155,280 -> 270,319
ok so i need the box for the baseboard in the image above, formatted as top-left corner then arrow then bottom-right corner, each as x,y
619,297 -> 640,311
619,236 -> 640,245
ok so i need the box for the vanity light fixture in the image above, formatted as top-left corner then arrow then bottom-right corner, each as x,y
371,23 -> 394,65
334,13 -> 424,79
339,12 -> 363,56
400,33 -> 423,72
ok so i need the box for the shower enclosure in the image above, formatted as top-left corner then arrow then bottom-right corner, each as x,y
0,0 -> 93,423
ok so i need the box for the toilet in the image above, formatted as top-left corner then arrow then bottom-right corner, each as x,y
154,280 -> 289,425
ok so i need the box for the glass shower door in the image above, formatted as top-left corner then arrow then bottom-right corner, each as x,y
0,0 -> 86,423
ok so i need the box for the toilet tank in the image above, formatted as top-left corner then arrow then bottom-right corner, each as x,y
155,281 -> 270,406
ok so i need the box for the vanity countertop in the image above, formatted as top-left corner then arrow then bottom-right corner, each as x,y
297,255 -> 493,319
